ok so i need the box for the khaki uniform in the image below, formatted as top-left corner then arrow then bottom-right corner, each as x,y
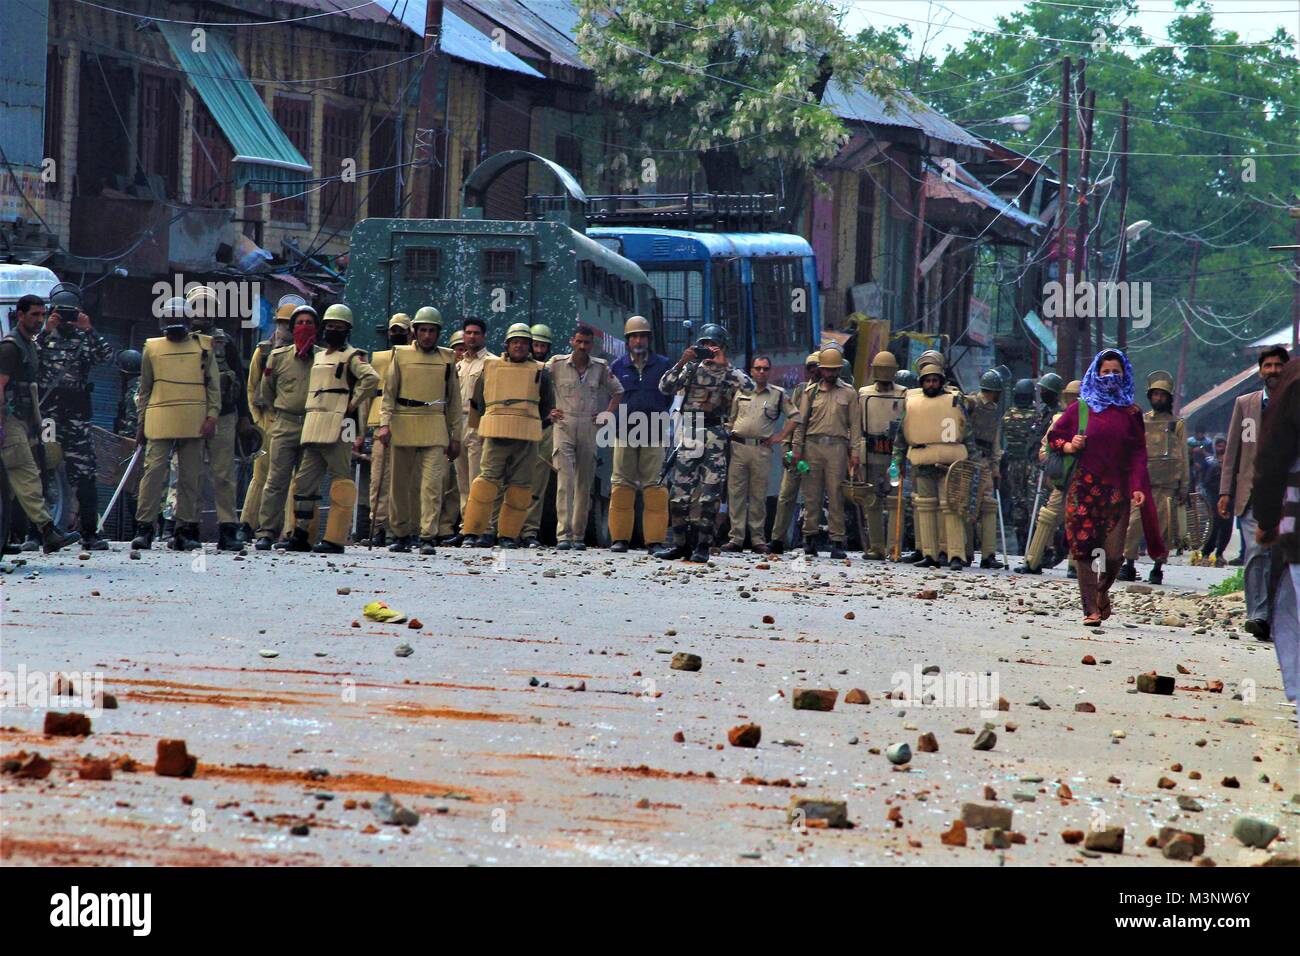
134,333 -> 221,526
293,347 -> 379,542
380,344 -> 461,540
455,347 -> 495,514
0,329 -> 51,527
463,357 -> 554,540
548,353 -> 623,544
1124,410 -> 1188,559
966,392 -> 1003,560
794,380 -> 859,545
856,382 -> 906,556
521,425 -> 552,541
366,348 -> 397,535
256,345 -> 317,537
1025,416 -> 1066,570
726,384 -> 797,547
199,331 -> 243,524
239,338 -> 277,529
895,389 -> 970,561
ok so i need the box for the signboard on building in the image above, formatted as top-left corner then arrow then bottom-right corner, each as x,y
967,295 -> 992,346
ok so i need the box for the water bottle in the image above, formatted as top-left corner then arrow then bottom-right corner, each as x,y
796,458 -> 810,474
888,460 -> 900,487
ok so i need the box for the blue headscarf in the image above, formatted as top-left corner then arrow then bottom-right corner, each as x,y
1079,349 -> 1136,411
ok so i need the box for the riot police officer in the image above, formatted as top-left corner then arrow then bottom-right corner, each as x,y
967,370 -> 1005,568
35,283 -> 115,549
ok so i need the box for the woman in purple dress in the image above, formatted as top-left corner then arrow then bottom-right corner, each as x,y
1048,350 -> 1166,624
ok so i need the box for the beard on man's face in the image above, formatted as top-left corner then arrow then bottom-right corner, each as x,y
922,383 -> 942,398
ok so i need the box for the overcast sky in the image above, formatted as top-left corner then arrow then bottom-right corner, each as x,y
838,0 -> 1300,60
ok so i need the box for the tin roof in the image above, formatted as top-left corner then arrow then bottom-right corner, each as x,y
924,160 -> 1045,233
462,0 -> 587,70
823,80 -> 985,153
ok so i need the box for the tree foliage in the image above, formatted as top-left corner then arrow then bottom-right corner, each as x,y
575,0 -> 894,193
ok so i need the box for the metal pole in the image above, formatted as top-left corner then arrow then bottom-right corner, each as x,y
995,487 -> 1009,570
1025,466 -> 1045,557
1173,240 -> 1201,416
1056,57 -> 1073,378
411,0 -> 444,219
1073,81 -> 1095,365
1116,98 -> 1130,351
97,446 -> 142,534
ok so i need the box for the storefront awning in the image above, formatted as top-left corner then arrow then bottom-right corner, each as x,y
158,23 -> 311,192
1020,309 -> 1057,364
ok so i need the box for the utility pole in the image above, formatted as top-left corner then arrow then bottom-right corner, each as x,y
1056,57 -> 1073,378
1116,98 -> 1130,351
1173,240 -> 1201,416
1072,70 -> 1094,367
1291,216 -> 1300,352
411,0 -> 445,219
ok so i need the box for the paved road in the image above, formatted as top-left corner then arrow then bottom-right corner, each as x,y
2,545 -> 1296,865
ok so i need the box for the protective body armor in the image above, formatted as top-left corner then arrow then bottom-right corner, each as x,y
859,384 -> 905,456
367,349 -> 395,427
902,390 -> 968,466
1,332 -> 39,420
479,357 -> 542,442
142,334 -> 209,440
302,347 -> 362,445
1143,411 -> 1186,488
390,345 -> 454,447
968,395 -> 1001,460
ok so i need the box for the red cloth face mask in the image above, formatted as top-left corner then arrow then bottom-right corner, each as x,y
293,323 -> 317,359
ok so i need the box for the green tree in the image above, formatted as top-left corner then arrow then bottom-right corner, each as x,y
575,0 -> 894,197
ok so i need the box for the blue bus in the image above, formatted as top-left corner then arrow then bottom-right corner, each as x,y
586,227 -> 821,393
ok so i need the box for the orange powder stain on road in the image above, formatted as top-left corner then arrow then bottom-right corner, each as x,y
384,704 -> 522,722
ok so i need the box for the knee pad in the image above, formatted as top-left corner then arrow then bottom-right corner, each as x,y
293,493 -> 319,520
609,484 -> 635,543
324,479 -> 357,546
462,476 -> 499,535
498,484 -> 533,539
642,484 -> 669,546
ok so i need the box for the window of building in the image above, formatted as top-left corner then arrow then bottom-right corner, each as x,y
854,172 -> 875,284
272,94 -> 312,224
44,47 -> 64,199
137,71 -> 180,199
320,103 -> 361,227
554,133 -> 583,183
190,98 -> 233,208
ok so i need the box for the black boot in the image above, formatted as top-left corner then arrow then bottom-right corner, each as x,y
917,556 -> 940,568
610,540 -> 629,553
497,537 -> 518,549
254,535 -> 273,551
803,540 -> 817,557
236,522 -> 254,545
439,533 -> 465,547
40,523 -> 81,554
902,549 -> 924,563
419,537 -> 437,555
217,522 -> 240,551
1148,560 -> 1164,585
1067,563 -> 1078,579
656,528 -> 690,560
1117,559 -> 1137,582
948,556 -> 965,571
765,539 -> 785,555
130,521 -> 154,550
76,478 -> 106,549
388,536 -> 413,553
829,541 -> 847,560
980,554 -> 1004,569
312,539 -> 344,554
170,523 -> 201,551
1013,561 -> 1041,574
689,530 -> 712,563
286,528 -> 311,552
472,532 -> 497,549
370,528 -> 388,549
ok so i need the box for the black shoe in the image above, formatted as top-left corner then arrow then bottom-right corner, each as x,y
571,542 -> 586,551
40,524 -> 82,554
388,536 -> 413,553
130,522 -> 154,550
1067,564 -> 1078,579
721,542 -> 745,553
610,540 -> 629,553
948,557 -> 965,571
273,536 -> 293,550
1117,559 -> 1137,582
803,541 -> 817,557
312,540 -> 344,554
217,522 -> 240,551
917,556 -> 939,568
286,529 -> 311,553
81,534 -> 110,551
556,540 -> 572,551
254,536 -> 273,551
473,533 -> 497,548
236,523 -> 254,545
20,535 -> 40,552
519,537 -> 540,549
1243,618 -> 1271,642
765,540 -> 785,555
497,538 -> 518,549
2,543 -> 20,555
1148,562 -> 1164,585
170,523 -> 201,551
901,549 -> 924,563
1014,562 -> 1041,574
980,554 -> 1004,569
439,533 -> 465,547
829,544 -> 847,560
368,529 -> 387,548
1228,555 -> 1244,566
419,538 -> 437,555
655,543 -> 689,560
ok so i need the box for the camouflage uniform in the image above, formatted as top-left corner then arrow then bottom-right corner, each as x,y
114,378 -> 140,438
36,324 -> 115,541
1000,405 -> 1038,550
658,359 -> 754,550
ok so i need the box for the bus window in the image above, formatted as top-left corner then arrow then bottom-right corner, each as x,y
711,258 -> 744,352
752,256 -> 810,352
646,268 -> 703,356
